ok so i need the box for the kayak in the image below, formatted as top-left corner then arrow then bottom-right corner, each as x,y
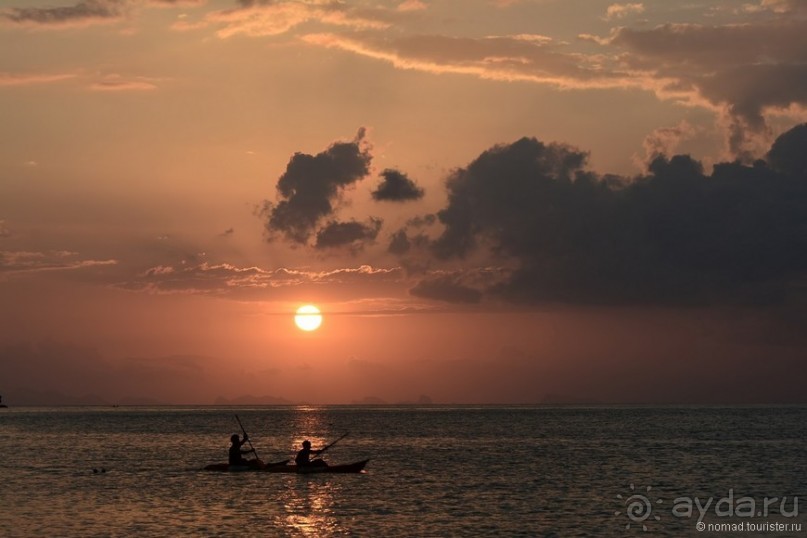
203,459 -> 369,474
203,459 -> 288,472
270,459 -> 369,474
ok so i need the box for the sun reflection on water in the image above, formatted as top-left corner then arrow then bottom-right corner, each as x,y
279,406 -> 348,536
282,479 -> 343,537
290,406 -> 332,457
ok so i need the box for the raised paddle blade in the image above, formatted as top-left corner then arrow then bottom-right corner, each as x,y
234,414 -> 260,462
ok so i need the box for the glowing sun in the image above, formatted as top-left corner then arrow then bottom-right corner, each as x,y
294,304 -> 322,332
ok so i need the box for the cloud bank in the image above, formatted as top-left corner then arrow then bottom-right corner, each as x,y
401,123 -> 807,306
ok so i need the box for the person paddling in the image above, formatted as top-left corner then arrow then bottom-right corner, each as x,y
295,440 -> 328,468
229,433 -> 259,467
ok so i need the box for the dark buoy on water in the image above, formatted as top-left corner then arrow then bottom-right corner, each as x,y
92,468 -> 107,474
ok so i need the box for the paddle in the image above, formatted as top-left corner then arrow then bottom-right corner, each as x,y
317,432 -> 349,457
234,414 -> 261,463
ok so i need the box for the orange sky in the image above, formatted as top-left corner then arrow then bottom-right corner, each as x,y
1,0 -> 806,404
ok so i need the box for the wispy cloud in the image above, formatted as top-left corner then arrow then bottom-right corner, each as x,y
118,261 -> 404,296
88,74 -> 159,91
605,2 -> 645,20
0,250 -> 117,277
146,0 -> 205,6
397,0 -> 427,12
637,120 -> 698,166
0,0 -> 128,28
0,72 -> 76,87
204,1 -> 389,39
742,0 -> 807,14
282,7 -> 805,161
0,0 -> 204,29
301,33 -> 634,90
299,21 -> 805,157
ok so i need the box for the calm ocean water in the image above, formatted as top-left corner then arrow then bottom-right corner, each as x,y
1,406 -> 805,537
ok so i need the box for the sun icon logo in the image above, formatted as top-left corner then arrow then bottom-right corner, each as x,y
615,484 -> 663,532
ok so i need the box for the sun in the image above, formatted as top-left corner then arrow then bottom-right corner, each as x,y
294,304 -> 323,332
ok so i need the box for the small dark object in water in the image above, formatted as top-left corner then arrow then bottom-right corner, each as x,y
92,468 -> 107,474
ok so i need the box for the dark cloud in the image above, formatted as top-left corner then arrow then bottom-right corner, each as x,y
371,168 -> 425,202
409,274 -> 483,304
407,214 -> 436,227
420,125 -> 807,306
387,228 -> 430,255
640,121 -> 697,165
388,213 -> 437,254
314,218 -> 382,251
1,0 -> 126,26
431,137 -> 592,260
767,123 -> 807,177
262,129 -> 372,244
388,230 -> 411,255
609,20 -> 807,158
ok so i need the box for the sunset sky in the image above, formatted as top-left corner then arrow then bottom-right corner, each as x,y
1,0 -> 806,405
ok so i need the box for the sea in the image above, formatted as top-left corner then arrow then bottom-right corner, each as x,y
1,405 -> 805,537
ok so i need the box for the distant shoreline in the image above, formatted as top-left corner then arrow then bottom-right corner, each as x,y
1,402 -> 805,409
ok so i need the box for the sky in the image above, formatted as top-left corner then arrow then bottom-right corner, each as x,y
1,0 -> 806,405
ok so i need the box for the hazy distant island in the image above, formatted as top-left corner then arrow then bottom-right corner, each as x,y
4,389 -> 172,406
541,393 -> 604,405
4,387 -> 607,407
350,395 -> 434,405
214,394 -> 295,405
